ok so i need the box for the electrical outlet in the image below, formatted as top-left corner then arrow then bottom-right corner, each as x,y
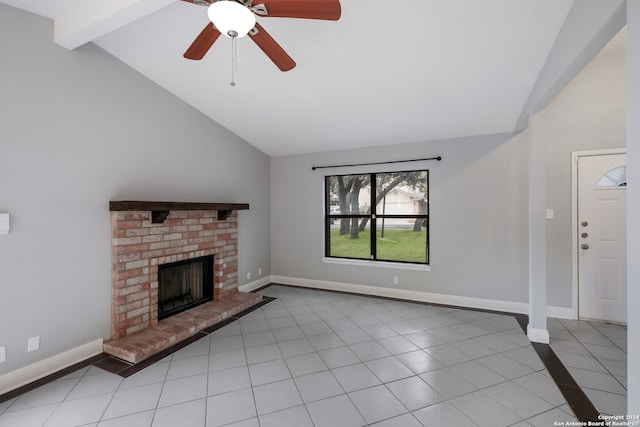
246,272 -> 251,280
393,276 -> 399,285
0,346 -> 6,363
258,267 -> 262,276
27,336 -> 40,352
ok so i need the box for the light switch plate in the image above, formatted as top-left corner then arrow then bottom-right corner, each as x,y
0,213 -> 9,235
546,209 -> 554,219
0,346 -> 6,363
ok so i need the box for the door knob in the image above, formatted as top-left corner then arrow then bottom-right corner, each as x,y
581,244 -> 589,250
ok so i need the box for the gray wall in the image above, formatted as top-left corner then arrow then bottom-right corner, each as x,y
544,28 -> 626,308
271,26 -> 626,311
0,0 -> 625,378
0,4 -> 270,374
271,132 -> 531,304
515,0 -> 625,130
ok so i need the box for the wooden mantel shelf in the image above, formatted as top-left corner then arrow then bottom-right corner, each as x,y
109,200 -> 249,222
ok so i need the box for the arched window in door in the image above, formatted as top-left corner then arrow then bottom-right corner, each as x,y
596,165 -> 626,188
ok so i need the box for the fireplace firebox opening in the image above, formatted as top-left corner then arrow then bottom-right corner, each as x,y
158,255 -> 214,320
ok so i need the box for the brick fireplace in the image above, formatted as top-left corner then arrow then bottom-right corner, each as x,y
105,201 -> 262,363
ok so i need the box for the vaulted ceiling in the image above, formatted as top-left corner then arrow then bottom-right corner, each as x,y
1,0 -> 605,156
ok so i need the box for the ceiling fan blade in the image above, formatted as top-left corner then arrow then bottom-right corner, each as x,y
248,23 -> 296,71
184,23 -> 221,60
259,0 -> 341,20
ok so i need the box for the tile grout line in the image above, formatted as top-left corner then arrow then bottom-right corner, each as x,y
0,297 -> 277,405
266,284 -> 586,424
0,353 -> 108,405
555,320 -> 628,392
1,284 -> 617,426
263,286 -> 531,426
515,316 -> 600,422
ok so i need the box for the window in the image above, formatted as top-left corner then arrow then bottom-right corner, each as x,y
597,166 -> 627,188
325,170 -> 429,264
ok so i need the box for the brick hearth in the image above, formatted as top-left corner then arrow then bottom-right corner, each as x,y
103,291 -> 262,363
105,202 -> 258,363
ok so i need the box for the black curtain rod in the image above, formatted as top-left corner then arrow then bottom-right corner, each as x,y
311,156 -> 442,171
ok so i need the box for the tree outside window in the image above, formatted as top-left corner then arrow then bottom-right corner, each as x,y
325,170 -> 429,264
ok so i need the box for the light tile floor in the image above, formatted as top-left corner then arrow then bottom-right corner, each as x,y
0,285 -> 587,427
548,317 -> 627,416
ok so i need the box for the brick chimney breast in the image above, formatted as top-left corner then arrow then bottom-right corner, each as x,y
110,209 -> 239,340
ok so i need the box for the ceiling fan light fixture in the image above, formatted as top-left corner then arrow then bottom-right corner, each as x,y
208,0 -> 256,38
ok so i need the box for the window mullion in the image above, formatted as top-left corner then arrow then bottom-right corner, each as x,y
370,173 -> 376,260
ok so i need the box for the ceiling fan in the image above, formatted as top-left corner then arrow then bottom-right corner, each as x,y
181,0 -> 341,72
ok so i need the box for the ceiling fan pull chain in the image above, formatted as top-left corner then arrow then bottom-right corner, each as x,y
230,30 -> 238,86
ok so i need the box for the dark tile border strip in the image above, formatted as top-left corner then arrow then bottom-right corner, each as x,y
0,353 -> 108,404
515,317 -> 600,422
0,296 -> 276,403
250,283 -> 273,294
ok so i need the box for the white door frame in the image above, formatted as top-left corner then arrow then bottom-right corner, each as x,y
571,147 -> 626,320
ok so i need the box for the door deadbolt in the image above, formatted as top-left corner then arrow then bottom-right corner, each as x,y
581,221 -> 589,227
581,244 -> 589,250
581,233 -> 588,238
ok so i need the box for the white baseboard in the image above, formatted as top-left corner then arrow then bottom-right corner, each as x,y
268,275 -> 574,319
271,275 -> 533,314
239,276 -> 272,293
0,339 -> 104,395
527,325 -> 550,344
547,305 -> 574,320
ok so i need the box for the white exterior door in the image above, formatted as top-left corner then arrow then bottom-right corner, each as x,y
577,153 -> 627,323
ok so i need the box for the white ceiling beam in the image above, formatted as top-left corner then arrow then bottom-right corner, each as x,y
54,0 -> 176,50
514,0 -> 626,131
